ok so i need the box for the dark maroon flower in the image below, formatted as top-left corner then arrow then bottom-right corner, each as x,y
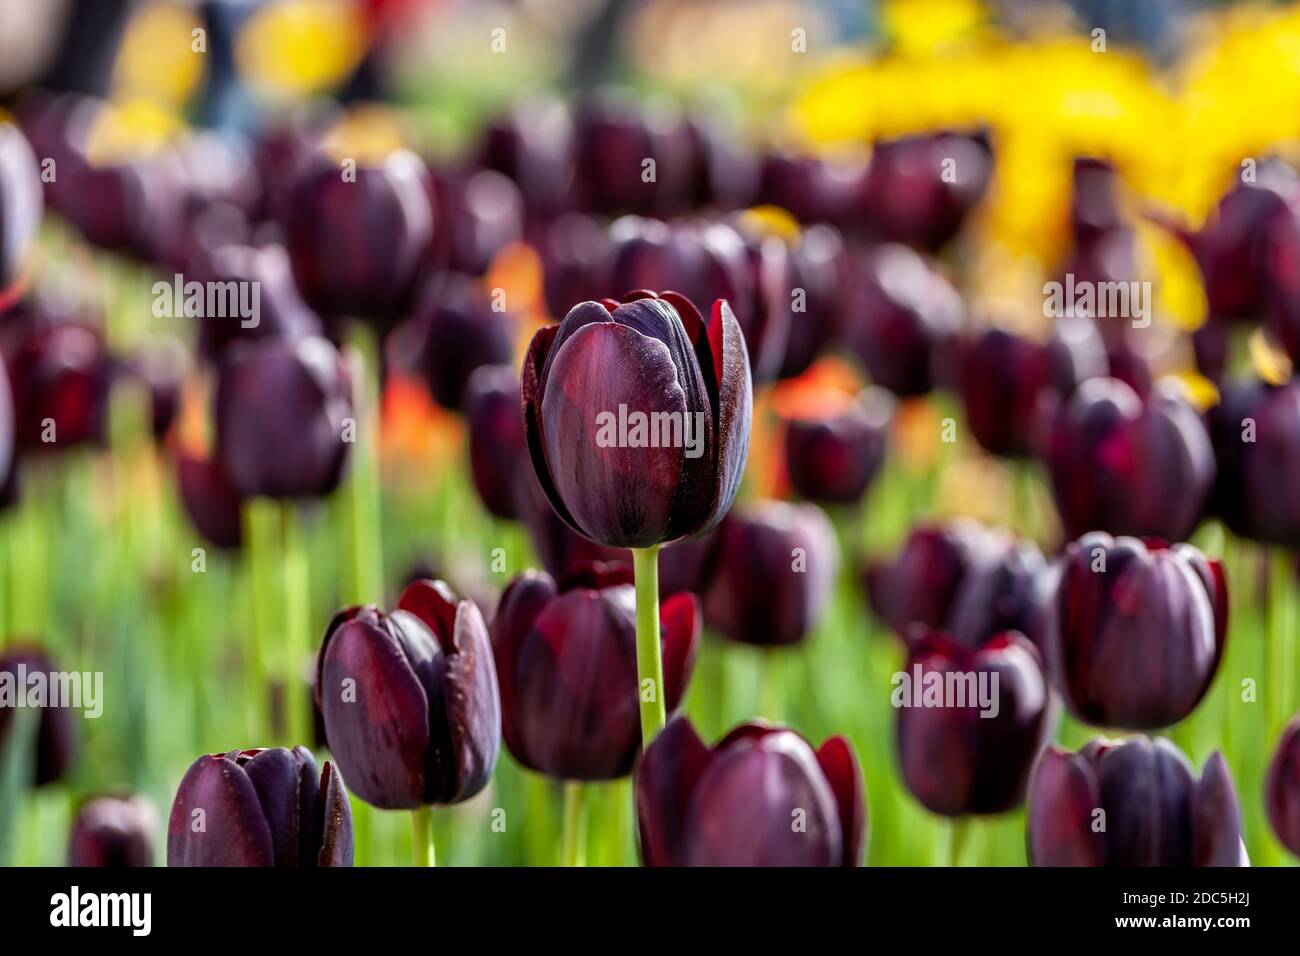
316,580 -> 501,809
896,631 -> 1054,816
1267,717 -> 1300,857
522,290 -> 751,549
285,147 -> 433,322
464,364 -> 530,520
840,243 -> 964,396
0,646 -> 76,787
492,564 -> 699,780
68,794 -> 156,867
194,243 -> 322,360
1044,533 -> 1227,730
477,96 -> 577,220
176,454 -> 244,550
0,122 -> 43,292
124,341 -> 185,440
426,167 -> 524,277
776,224 -> 846,379
757,150 -> 862,225
1046,377 -> 1214,541
703,500 -> 837,648
535,213 -> 610,322
166,745 -> 352,866
409,274 -> 514,411
573,94 -> 697,217
784,386 -> 893,504
1027,736 -> 1247,866
636,717 -> 866,866
214,335 -> 352,499
683,111 -> 760,212
1069,157 -> 1127,243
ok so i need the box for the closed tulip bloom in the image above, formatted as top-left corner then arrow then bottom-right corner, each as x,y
758,150 -> 861,225
492,565 -> 699,780
285,147 -> 433,322
896,631 -> 1054,816
316,580 -> 500,809
194,243 -> 322,360
1027,736 -> 1247,866
573,94 -> 696,217
1046,377 -> 1214,542
521,484 -> 629,577
636,717 -> 866,866
411,274 -> 515,411
176,454 -> 244,550
214,335 -> 353,499
0,646 -> 76,787
0,122 -> 43,292
703,500 -> 837,647
536,213 -> 610,321
776,224 -> 845,379
464,364 -> 530,520
68,794 -> 157,867
167,746 -> 352,866
841,244 -> 964,397
1044,533 -> 1227,730
426,167 -> 525,277
784,386 -> 893,504
523,289 -> 752,549
477,96 -> 577,219
1267,718 -> 1300,856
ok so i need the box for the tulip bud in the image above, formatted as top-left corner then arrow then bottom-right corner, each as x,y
492,565 -> 699,780
1207,380 -> 1300,547
784,386 -> 893,504
316,580 -> 501,809
167,746 -> 353,866
522,290 -> 752,549
0,646 -> 76,787
463,364 -> 530,520
214,335 -> 353,499
1044,533 -> 1227,729
195,243 -> 322,360
477,96 -> 577,220
176,454 -> 244,550
68,794 -> 157,867
896,631 -> 1054,816
573,94 -> 697,217
636,717 -> 866,866
1267,717 -> 1300,857
1027,736 -> 1247,866
410,273 -> 515,411
703,500 -> 837,647
426,167 -> 525,277
536,213 -> 610,322
775,224 -> 846,380
0,121 -> 43,292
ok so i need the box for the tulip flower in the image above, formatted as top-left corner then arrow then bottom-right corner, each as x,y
573,94 -> 697,217
635,716 -> 866,866
784,386 -> 893,505
477,96 -> 577,219
166,746 -> 353,866
703,500 -> 837,647
426,167 -> 525,277
522,288 -> 751,745
536,213 -> 610,321
1266,717 -> 1300,857
410,273 -> 515,411
0,121 -> 43,293
214,335 -> 353,499
68,794 -> 157,867
463,364 -> 531,520
776,224 -> 846,379
1027,736 -> 1247,866
1043,533 -> 1227,730
840,243 -> 964,396
896,631 -> 1054,817
683,111 -> 760,212
193,243 -> 322,360
176,454 -> 244,551
0,646 -> 76,787
316,579 -> 500,864
521,484 -> 629,578
492,565 -> 699,780
758,150 -> 860,225
1046,377 -> 1214,542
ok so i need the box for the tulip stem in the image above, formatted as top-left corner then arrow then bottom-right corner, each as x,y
948,818 -> 969,867
561,781 -> 587,867
282,503 -> 310,746
244,498 -> 280,740
412,806 -> 435,867
345,323 -> 385,605
632,545 -> 666,747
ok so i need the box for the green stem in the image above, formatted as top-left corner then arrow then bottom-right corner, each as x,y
949,818 -> 969,867
282,503 -> 310,746
244,498 -> 280,740
345,324 -> 384,605
632,545 -> 665,747
760,649 -> 785,722
1267,549 -> 1292,740
561,781 -> 587,867
411,806 -> 435,867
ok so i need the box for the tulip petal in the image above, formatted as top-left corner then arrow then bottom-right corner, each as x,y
241,746 -> 311,867
660,592 -> 700,713
816,736 -> 867,867
1026,746 -> 1105,866
167,754 -> 275,866
1193,752 -> 1247,866
521,323 -> 584,535
316,761 -> 354,867
635,716 -> 713,866
1095,736 -> 1195,866
427,600 -> 501,802
398,578 -> 461,650
491,571 -> 559,769
697,299 -> 752,535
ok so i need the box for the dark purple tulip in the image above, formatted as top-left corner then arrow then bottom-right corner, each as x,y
68,794 -> 156,867
316,579 -> 501,809
1046,377 -> 1214,542
0,646 -> 76,787
1044,533 -> 1227,730
1069,157 -> 1126,243
1205,380 -> 1300,546
758,150 -> 863,225
855,130 -> 992,250
573,94 -> 697,217
285,147 -> 433,322
784,386 -> 893,504
733,222 -> 793,383
166,746 -> 352,866
1027,736 -> 1247,866
522,289 -> 752,549
477,96 -> 577,220
703,500 -> 837,648
0,122 -> 43,292
776,223 -> 846,379
124,342 -> 185,440
535,213 -> 610,321
464,364 -> 530,520
410,274 -> 515,411
1266,717 -> 1300,856
520,483 -> 630,578
426,167 -> 525,276
194,243 -> 322,360
492,564 -> 699,780
176,454 -> 244,551
865,521 -> 1049,652
214,335 -> 352,499
656,530 -> 721,597
683,112 -> 760,212
636,717 -> 866,867
840,243 -> 964,397
896,631 -> 1054,816
1192,316 -> 1232,383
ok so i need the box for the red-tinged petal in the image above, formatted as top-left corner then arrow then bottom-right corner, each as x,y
658,290 -> 704,343
1026,745 -> 1106,866
1193,751 -> 1247,866
397,578 -> 460,650
316,761 -> 354,867
167,754 -> 275,866
697,299 -> 752,535
816,736 -> 867,867
660,591 -> 700,712
635,716 -> 713,866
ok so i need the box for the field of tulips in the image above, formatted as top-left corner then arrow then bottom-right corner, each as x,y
2,0 -> 1300,886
